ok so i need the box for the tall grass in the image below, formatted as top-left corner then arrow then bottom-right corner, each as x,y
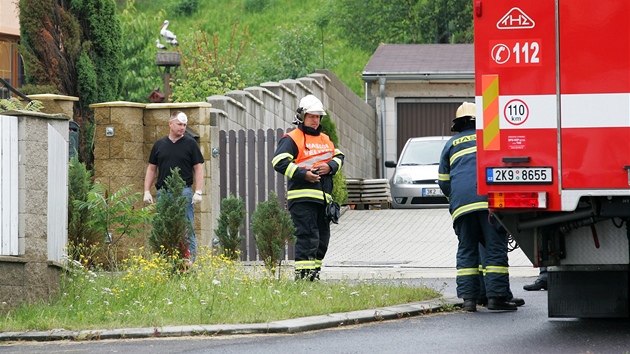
0,248 -> 440,331
128,0 -> 370,95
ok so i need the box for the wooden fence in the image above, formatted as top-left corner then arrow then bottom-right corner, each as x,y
218,128 -> 293,261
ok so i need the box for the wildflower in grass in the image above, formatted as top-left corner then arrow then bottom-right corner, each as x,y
350,291 -> 359,296
301,291 -> 307,296
212,279 -> 221,286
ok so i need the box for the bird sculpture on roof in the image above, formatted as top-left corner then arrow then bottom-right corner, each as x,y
156,39 -> 166,50
160,20 -> 178,47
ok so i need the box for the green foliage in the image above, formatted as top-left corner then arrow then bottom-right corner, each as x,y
250,192 -> 296,279
118,0 -> 165,102
171,24 -> 249,102
172,0 -> 199,16
214,195 -> 247,260
243,0 -> 271,13
67,155 -> 101,266
18,84 -> 59,95
148,168 -> 191,265
19,0 -> 123,166
74,182 -> 154,269
0,98 -> 44,112
254,25 -> 327,83
333,0 -> 473,52
320,113 -> 347,205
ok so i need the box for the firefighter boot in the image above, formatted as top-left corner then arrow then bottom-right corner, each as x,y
294,269 -> 308,281
462,299 -> 477,312
523,279 -> 547,291
309,268 -> 321,282
488,297 -> 518,311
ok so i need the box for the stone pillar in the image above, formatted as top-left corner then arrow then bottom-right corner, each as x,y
91,102 -> 146,193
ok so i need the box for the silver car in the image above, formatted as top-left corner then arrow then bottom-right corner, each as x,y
385,136 -> 449,209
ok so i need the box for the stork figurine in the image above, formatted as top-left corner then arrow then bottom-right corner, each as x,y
160,20 -> 179,47
155,39 -> 166,50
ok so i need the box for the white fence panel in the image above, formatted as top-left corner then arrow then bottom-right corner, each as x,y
47,123 -> 68,263
0,115 -> 18,255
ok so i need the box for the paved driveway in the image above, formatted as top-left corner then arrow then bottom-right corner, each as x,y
322,208 -> 538,279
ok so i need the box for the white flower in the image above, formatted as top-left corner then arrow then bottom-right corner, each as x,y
273,290 -> 281,294
212,279 -> 221,286
301,291 -> 308,296
350,291 -> 359,296
180,284 -> 187,291
103,301 -> 109,306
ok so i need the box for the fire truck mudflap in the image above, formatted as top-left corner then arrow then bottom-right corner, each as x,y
474,0 -> 630,318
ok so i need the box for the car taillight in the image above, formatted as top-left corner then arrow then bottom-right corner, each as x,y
488,192 -> 547,209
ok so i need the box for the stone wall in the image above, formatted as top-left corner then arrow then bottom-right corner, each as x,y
0,110 -> 69,307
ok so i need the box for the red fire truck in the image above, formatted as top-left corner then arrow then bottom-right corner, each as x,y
474,0 -> 630,318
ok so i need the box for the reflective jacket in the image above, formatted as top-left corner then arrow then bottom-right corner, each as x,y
438,127 -> 488,221
272,125 -> 344,208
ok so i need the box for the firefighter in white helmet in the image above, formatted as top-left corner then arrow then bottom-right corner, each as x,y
272,95 -> 345,281
438,102 -> 518,312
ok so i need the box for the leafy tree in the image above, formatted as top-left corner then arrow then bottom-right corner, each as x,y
250,192 -> 296,279
333,0 -> 473,52
148,168 -> 191,268
118,0 -> 165,102
171,23 -> 249,102
214,195 -> 247,260
18,0 -> 123,166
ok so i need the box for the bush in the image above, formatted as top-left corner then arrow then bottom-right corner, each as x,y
74,182 -> 153,269
172,0 -> 198,16
214,195 -> 246,260
250,192 -> 296,279
148,168 -> 190,268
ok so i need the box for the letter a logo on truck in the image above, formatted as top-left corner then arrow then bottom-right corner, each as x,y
497,7 -> 535,29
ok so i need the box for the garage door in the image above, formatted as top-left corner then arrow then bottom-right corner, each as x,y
396,98 -> 472,155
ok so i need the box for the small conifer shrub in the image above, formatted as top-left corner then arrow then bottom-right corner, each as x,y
250,192 -> 296,278
214,195 -> 246,260
148,168 -> 191,267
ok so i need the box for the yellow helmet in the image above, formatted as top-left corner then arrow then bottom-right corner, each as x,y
451,102 -> 476,132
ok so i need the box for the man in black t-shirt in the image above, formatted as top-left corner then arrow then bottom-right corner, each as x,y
144,111 -> 204,263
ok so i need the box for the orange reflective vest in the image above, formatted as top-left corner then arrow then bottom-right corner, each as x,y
286,128 -> 335,170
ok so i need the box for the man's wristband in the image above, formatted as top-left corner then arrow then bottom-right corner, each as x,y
195,190 -> 203,195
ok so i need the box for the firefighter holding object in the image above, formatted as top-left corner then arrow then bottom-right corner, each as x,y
438,102 -> 517,312
272,95 -> 345,281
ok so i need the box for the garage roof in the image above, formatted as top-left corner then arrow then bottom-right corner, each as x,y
362,43 -> 474,81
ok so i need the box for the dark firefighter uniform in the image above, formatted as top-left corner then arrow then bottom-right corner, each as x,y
438,123 -> 511,304
272,125 -> 344,280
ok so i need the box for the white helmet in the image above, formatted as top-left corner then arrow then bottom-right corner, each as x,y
294,95 -> 326,124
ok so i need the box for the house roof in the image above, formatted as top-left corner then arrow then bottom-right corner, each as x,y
362,44 -> 474,81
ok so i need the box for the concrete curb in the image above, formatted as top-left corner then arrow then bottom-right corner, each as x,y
0,294 -> 461,342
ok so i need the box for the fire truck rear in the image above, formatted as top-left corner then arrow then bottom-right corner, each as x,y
474,0 -> 630,318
